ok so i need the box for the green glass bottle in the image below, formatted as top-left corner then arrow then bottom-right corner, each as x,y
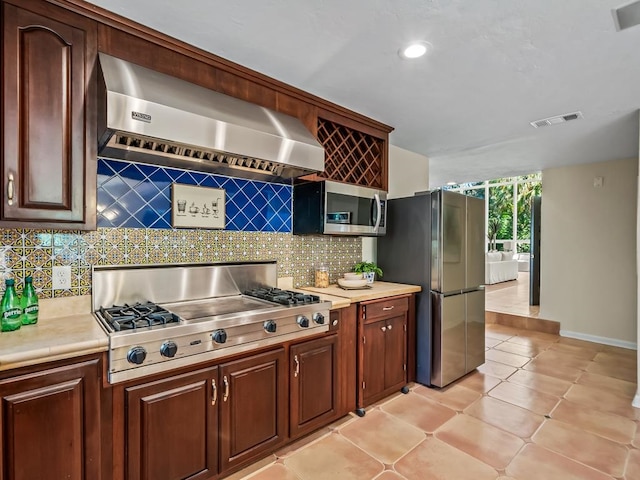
21,276 -> 39,325
1,279 -> 22,332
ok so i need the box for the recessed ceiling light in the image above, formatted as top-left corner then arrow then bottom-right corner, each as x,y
398,41 -> 430,59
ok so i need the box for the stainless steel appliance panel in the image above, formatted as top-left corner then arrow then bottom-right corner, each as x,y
377,194 -> 432,385
93,261 -> 277,311
465,289 -> 486,373
431,292 -> 466,387
431,190 -> 467,293
293,181 -> 386,236
98,53 -> 324,181
465,196 -> 486,289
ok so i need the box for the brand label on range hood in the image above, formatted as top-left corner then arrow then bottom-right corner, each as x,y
131,111 -> 152,123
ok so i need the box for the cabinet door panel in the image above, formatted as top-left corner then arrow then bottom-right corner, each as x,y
219,348 -> 286,473
383,315 -> 406,389
4,379 -> 83,480
362,322 -> 385,402
2,3 -> 96,227
0,358 -> 101,480
126,367 -> 217,480
290,335 -> 337,438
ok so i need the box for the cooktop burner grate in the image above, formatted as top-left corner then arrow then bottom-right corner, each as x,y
99,302 -> 180,331
244,288 -> 321,306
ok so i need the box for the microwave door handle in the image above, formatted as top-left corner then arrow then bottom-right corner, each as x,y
373,193 -> 382,232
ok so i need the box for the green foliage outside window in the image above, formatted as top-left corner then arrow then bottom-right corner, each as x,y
447,173 -> 541,252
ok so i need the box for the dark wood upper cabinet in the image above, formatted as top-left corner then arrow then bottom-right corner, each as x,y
1,0 -> 96,229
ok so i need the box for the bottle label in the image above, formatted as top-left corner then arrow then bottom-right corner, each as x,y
3,308 -> 22,319
24,305 -> 39,314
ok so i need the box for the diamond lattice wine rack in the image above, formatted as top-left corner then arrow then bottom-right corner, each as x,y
316,118 -> 385,189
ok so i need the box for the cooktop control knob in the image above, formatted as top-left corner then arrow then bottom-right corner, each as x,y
127,346 -> 147,365
312,313 -> 325,325
297,315 -> 310,328
212,329 -> 228,344
264,320 -> 277,333
160,340 -> 178,358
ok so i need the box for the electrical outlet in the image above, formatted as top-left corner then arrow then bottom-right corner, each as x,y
52,265 -> 72,290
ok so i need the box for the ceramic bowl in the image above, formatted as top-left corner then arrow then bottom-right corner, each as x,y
343,272 -> 364,280
337,278 -> 368,288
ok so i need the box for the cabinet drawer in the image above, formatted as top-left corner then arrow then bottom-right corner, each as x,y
362,296 -> 409,322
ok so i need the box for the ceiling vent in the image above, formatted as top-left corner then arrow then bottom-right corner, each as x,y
613,0 -> 640,31
530,112 -> 583,128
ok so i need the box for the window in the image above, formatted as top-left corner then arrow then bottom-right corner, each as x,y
446,173 -> 541,252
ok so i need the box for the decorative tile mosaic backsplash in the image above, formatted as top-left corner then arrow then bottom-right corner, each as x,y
0,228 -> 361,299
97,159 -> 292,232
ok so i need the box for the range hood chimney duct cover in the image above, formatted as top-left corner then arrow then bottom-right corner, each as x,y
97,53 -> 325,182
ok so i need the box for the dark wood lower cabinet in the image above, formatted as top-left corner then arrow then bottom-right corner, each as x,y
359,296 -> 409,408
121,348 -> 288,480
125,367 -> 218,480
218,348 -> 286,474
0,356 -> 102,480
290,335 -> 338,438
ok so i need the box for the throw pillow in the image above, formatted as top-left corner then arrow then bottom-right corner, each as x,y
501,251 -> 514,261
487,252 -> 502,262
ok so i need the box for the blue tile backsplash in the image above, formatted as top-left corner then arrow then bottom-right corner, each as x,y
97,158 -> 293,232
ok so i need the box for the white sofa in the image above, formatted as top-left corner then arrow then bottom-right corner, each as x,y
485,251 -> 518,284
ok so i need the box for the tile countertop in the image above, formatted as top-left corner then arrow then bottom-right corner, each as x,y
0,295 -> 108,373
300,281 -> 421,302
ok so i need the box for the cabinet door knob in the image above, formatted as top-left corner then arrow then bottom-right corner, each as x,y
7,173 -> 14,206
382,306 -> 394,311
294,355 -> 300,377
381,326 -> 387,332
211,379 -> 217,406
387,324 -> 393,330
223,375 -> 229,402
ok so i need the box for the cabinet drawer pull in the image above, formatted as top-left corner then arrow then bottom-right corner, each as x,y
387,324 -> 393,330
381,326 -> 387,332
211,379 -> 217,406
382,306 -> 395,311
294,355 -> 300,377
7,173 -> 14,206
223,375 -> 229,402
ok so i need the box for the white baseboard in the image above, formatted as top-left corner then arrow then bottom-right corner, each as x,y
634,393 -> 640,408
559,330 -> 638,350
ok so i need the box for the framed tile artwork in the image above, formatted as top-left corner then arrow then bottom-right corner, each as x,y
171,183 -> 226,229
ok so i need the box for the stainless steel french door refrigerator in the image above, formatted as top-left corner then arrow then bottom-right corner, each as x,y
377,190 -> 485,388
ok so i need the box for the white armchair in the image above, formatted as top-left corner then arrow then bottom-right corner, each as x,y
516,253 -> 530,272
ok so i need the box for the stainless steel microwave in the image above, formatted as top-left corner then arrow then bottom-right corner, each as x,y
293,181 -> 387,236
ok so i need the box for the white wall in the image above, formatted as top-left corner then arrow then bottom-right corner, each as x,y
540,158 -> 638,346
387,144 -> 430,199
363,144 -> 429,261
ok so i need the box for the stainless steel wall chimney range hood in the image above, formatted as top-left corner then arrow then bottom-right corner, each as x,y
97,53 -> 325,182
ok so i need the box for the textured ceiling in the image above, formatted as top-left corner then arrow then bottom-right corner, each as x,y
86,0 -> 640,187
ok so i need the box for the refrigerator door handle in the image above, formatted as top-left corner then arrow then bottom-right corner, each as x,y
372,193 -> 382,232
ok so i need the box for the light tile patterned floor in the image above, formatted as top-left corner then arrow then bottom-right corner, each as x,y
485,272 -> 540,318
231,324 -> 639,480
